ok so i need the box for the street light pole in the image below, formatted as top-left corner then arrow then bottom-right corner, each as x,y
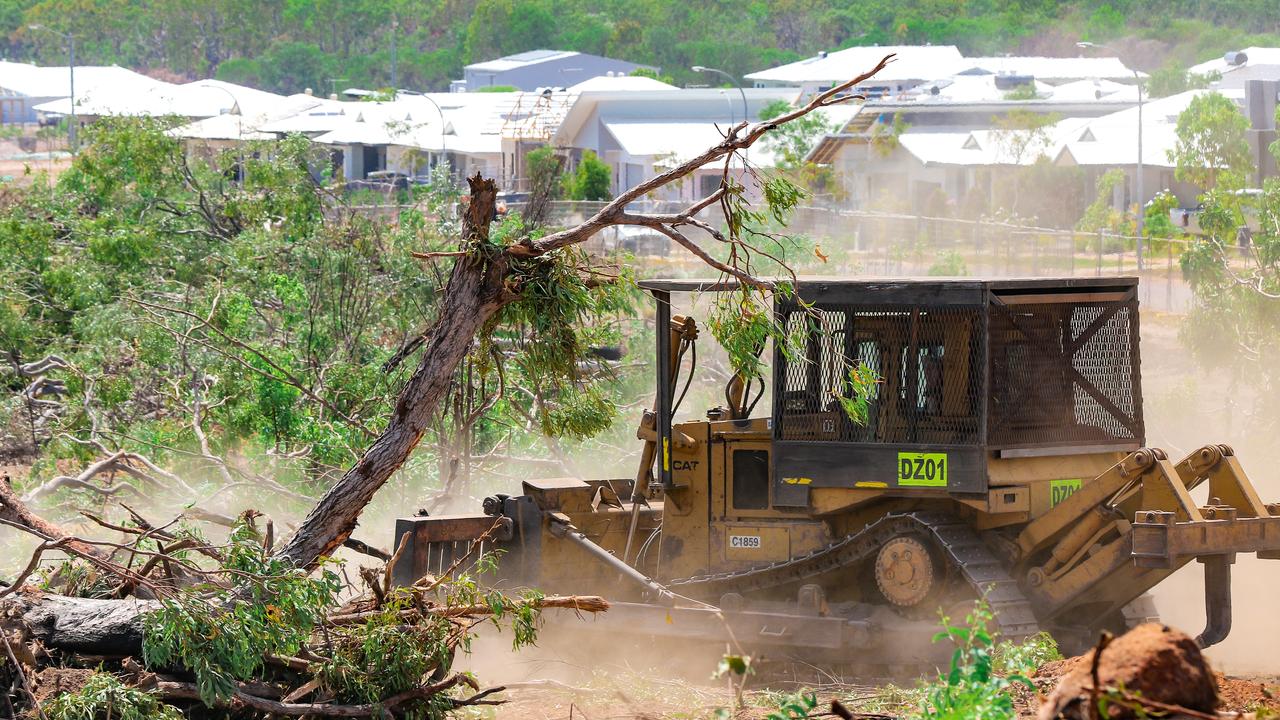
692,66 -> 749,123
29,25 -> 76,154
1078,41 -> 1144,268
390,15 -> 398,94
418,94 -> 448,177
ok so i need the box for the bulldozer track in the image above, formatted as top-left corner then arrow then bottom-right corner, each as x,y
667,512 -> 1041,639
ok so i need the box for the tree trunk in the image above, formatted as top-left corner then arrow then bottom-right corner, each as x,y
2,592 -> 158,655
276,175 -> 507,570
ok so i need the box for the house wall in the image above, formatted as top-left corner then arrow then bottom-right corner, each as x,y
466,56 -> 646,92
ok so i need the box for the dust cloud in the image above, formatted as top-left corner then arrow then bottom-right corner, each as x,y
1139,312 -> 1280,674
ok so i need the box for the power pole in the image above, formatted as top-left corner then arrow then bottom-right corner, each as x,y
390,14 -> 398,95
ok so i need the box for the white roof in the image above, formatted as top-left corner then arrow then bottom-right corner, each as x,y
466,49 -> 579,73
34,78 -> 286,119
1046,78 -> 1137,102
1054,89 -> 1243,168
171,93 -> 328,141
907,75 -> 1055,103
285,90 -> 576,155
569,75 -> 677,92
959,56 -> 1143,81
605,121 -> 777,168
0,61 -> 165,100
1189,48 -> 1280,76
745,45 -> 964,85
257,100 -> 351,134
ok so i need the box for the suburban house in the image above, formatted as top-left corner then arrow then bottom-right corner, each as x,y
455,50 -> 656,92
805,71 -> 1142,212
745,45 -> 966,97
248,89 -> 579,186
550,85 -> 802,199
0,61 -> 166,124
34,78 -> 287,124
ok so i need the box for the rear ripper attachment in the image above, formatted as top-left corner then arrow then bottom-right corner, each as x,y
390,277 -> 1280,666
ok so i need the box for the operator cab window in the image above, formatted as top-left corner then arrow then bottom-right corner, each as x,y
732,450 -> 770,510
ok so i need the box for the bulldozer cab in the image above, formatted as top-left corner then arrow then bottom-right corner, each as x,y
640,276 -> 1143,510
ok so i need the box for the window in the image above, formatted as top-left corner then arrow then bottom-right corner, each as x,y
732,450 -> 769,510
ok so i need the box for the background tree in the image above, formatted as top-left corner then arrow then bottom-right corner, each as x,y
1177,104 -> 1280,432
1169,91 -> 1254,192
568,150 -> 611,201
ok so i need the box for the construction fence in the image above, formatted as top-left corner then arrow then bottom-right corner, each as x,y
359,199 -> 1201,315
786,207 -> 1195,315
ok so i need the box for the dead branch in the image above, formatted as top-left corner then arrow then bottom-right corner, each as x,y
152,672 -> 477,717
326,594 -> 609,625
131,297 -> 377,438
512,54 -> 895,266
0,630 -> 44,720
0,476 -> 109,560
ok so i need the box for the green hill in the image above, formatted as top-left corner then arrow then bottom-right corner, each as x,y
4,0 -> 1280,94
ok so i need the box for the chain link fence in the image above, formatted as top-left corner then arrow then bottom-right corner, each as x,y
786,208 -> 1194,315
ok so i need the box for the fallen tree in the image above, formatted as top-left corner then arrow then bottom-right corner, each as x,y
0,56 -> 893,717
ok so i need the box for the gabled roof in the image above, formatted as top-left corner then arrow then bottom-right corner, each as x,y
958,56 -> 1144,82
466,49 -> 581,73
604,120 -> 778,168
171,93 -> 326,141
34,78 -> 286,119
745,45 -> 964,85
1052,89 -> 1242,168
0,61 -> 165,99
569,75 -> 677,92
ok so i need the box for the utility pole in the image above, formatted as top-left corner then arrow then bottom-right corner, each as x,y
390,14 -> 398,95
28,25 -> 76,154
692,66 -> 749,122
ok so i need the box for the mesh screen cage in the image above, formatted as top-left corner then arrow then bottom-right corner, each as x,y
770,278 -> 1143,467
986,285 -> 1143,449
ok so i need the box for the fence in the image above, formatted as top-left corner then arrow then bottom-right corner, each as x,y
786,208 -> 1194,314
351,199 -> 1201,314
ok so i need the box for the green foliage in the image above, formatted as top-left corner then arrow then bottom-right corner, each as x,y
525,146 -> 565,200
870,112 -> 910,158
1142,189 -> 1183,238
629,67 -> 676,85
835,362 -> 879,426
318,602 -> 458,718
486,234 -> 636,439
142,520 -> 343,705
1077,168 -> 1133,235
44,672 -> 183,720
475,84 -> 519,93
5,0 -> 1280,95
916,601 -> 1035,720
708,290 -> 776,383
1002,83 -> 1040,101
1170,91 -> 1254,192
764,691 -> 820,720
991,631 -> 1062,676
568,150 -> 611,201
1147,63 -> 1218,99
759,100 -> 833,169
928,250 -> 969,276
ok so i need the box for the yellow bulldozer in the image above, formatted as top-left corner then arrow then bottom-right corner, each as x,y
392,276 -> 1280,665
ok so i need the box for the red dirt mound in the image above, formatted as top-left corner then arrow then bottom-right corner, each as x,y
1216,673 -> 1280,715
1035,623 -> 1216,720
